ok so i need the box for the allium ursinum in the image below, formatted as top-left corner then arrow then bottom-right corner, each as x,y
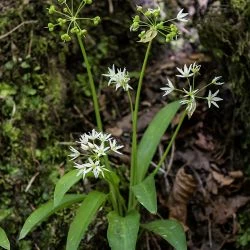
69,129 -> 123,178
47,0 -> 101,42
102,65 -> 132,91
161,63 -> 224,118
130,6 -> 188,43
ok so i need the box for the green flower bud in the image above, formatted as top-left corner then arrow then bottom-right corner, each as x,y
156,22 -> 164,29
132,22 -> 139,31
136,6 -> 143,12
61,33 -> 71,42
48,23 -> 54,31
133,15 -> 140,22
79,29 -> 87,36
165,35 -> 171,43
85,0 -> 92,4
48,5 -> 56,14
93,16 -> 101,25
153,9 -> 160,17
145,10 -> 151,17
63,7 -> 68,13
138,30 -> 145,38
70,27 -> 80,34
170,24 -> 178,32
58,18 -> 67,26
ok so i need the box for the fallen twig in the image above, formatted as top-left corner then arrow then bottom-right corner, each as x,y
0,20 -> 38,40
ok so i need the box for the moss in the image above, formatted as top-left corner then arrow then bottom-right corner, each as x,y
0,0 -> 142,248
197,1 -> 250,168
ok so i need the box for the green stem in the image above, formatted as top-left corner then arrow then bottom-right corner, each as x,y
77,35 -> 122,215
128,41 -> 152,210
127,91 -> 134,117
77,34 -> 103,131
152,110 -> 187,176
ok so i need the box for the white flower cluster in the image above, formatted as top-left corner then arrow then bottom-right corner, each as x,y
161,63 -> 224,118
69,129 -> 123,178
103,65 -> 132,91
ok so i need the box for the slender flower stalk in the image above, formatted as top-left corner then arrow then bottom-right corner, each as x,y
77,34 -> 103,131
128,40 -> 152,210
152,111 -> 187,175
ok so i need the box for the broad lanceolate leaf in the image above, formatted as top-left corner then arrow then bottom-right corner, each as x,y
0,227 -> 10,250
107,210 -> 140,250
19,194 -> 85,240
137,101 -> 181,183
142,219 -> 187,250
66,191 -> 107,250
132,175 -> 157,214
54,169 -> 82,207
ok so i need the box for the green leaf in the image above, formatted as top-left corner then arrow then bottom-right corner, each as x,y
19,194 -> 85,240
107,210 -> 140,250
142,219 -> 187,250
0,208 -> 13,222
54,169 -> 82,207
66,191 -> 107,250
132,175 -> 157,214
0,227 -> 10,250
137,101 -> 181,183
139,28 -> 158,43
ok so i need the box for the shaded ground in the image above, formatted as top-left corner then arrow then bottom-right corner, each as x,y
0,0 -> 250,249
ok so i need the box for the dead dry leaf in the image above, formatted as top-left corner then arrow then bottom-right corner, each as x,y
212,171 -> 234,186
195,132 -> 215,151
106,127 -> 123,137
229,170 -> 243,179
210,196 -> 250,224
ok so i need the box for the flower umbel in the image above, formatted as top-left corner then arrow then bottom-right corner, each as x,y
161,62 -> 224,118
69,129 -> 123,178
103,65 -> 132,91
130,6 -> 188,43
47,0 -> 101,42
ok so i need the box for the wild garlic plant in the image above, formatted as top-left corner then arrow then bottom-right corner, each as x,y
20,2 -> 223,250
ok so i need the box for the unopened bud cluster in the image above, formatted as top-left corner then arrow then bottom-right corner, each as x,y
69,129 -> 123,178
130,6 -> 188,43
161,63 -> 224,118
47,0 -> 100,42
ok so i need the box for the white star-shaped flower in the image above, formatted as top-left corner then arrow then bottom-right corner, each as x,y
74,162 -> 92,178
206,90 -> 223,108
77,134 -> 88,144
109,139 -> 123,154
180,98 -> 197,118
99,132 -> 111,142
88,158 -> 109,178
93,142 -> 110,157
176,9 -> 188,22
87,129 -> 100,140
68,146 -> 80,160
103,65 -> 132,91
211,76 -> 224,85
160,78 -> 175,96
176,64 -> 194,78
